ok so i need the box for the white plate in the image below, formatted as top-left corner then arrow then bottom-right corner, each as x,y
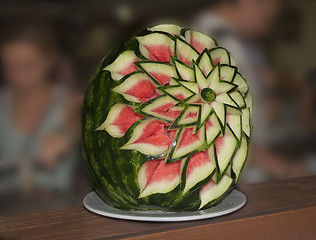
83,190 -> 246,222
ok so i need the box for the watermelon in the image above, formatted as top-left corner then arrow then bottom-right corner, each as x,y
82,24 -> 252,211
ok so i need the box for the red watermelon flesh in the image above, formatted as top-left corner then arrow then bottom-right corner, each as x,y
164,125 -> 177,140
213,58 -> 220,66
139,158 -> 182,197
182,149 -> 216,193
125,79 -> 159,102
150,72 -> 171,85
145,45 -> 172,63
186,151 -> 210,177
179,53 -> 192,67
151,103 -> 182,120
200,179 -> 216,194
205,114 -> 222,145
191,36 -> 206,54
206,117 -> 213,128
143,159 -> 161,183
214,135 -> 225,153
118,61 -> 138,77
185,111 -> 198,119
113,105 -> 143,134
201,67 -> 209,77
149,159 -> 181,183
174,94 -> 187,100
193,97 -> 204,104
135,132 -> 172,146
134,120 -> 173,147
178,127 -> 201,149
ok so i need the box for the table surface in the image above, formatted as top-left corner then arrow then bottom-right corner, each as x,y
1,176 -> 316,240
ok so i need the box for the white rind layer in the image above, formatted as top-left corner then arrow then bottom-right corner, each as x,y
184,30 -> 217,52
183,148 -> 216,194
120,119 -> 169,156
96,103 -> 132,138
232,136 -> 248,181
173,59 -> 195,81
136,33 -> 175,60
210,47 -> 230,65
215,125 -> 238,174
148,24 -> 182,36
199,175 -> 233,209
103,50 -> 138,80
112,73 -> 157,103
176,38 -> 199,66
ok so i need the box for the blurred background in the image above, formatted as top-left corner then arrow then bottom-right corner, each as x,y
0,0 -> 315,215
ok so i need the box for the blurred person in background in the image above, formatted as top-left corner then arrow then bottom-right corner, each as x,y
0,21 -> 85,214
193,0 -> 311,182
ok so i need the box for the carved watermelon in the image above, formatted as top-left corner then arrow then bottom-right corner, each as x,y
82,24 -> 252,211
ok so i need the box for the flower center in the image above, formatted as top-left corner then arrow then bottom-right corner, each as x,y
201,88 -> 216,103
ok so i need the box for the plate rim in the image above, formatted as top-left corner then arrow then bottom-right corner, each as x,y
83,189 -> 246,222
